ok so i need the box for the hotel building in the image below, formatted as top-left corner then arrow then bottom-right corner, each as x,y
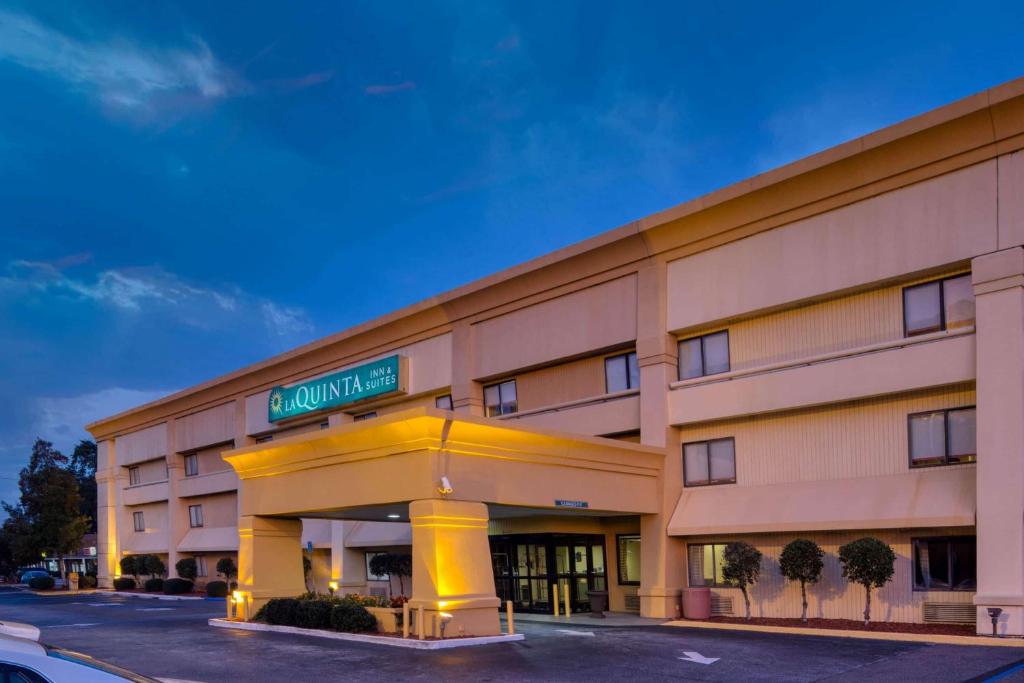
88,77 -> 1024,636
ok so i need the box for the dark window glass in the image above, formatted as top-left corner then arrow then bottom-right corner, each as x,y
909,407 -> 976,467
683,438 -> 736,486
435,394 -> 454,410
678,332 -> 730,380
128,466 -> 140,486
617,535 -> 641,585
913,537 -> 976,590
904,274 -> 974,337
484,380 -> 518,416
133,511 -> 145,532
255,435 -> 273,444
189,505 -> 203,528
605,352 -> 640,392
353,411 -> 377,422
184,454 -> 199,477
688,543 -> 729,587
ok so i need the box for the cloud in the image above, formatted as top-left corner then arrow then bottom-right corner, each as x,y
1,260 -> 313,337
365,80 -> 416,95
35,387 -> 173,452
0,9 -> 241,115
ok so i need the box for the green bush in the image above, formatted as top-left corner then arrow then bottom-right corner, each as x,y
163,578 -> 193,595
119,555 -> 138,579
175,558 -> 198,581
722,541 -> 763,620
28,575 -> 55,590
142,555 -> 165,578
297,599 -> 334,629
264,598 -> 302,625
779,539 -> 825,622
144,578 -> 164,592
838,537 -> 896,625
79,575 -> 97,589
205,580 -> 229,598
113,577 -> 136,590
330,603 -> 377,633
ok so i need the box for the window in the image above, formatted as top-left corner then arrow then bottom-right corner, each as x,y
484,380 -> 518,416
133,511 -> 145,532
605,352 -> 640,393
909,407 -> 976,467
688,543 -> 731,587
128,466 -> 140,486
678,331 -> 730,380
683,438 -> 736,486
903,274 -> 974,336
320,421 -> 330,430
435,394 -> 454,410
189,504 -> 204,528
353,411 -> 377,422
184,454 -> 199,477
617,534 -> 641,585
0,662 -> 48,683
255,435 -> 273,444
913,536 -> 976,591
366,551 -> 388,581
196,555 -> 208,578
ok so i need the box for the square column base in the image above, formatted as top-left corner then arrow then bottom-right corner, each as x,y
975,595 -> 1024,636
639,587 -> 682,619
407,597 -> 502,637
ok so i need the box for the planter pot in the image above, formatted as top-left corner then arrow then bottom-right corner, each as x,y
366,606 -> 403,633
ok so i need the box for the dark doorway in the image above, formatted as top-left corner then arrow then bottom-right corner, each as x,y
490,534 -> 607,613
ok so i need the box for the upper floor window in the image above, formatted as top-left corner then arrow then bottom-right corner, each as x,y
678,331 -> 730,380
128,466 -> 140,486
913,536 -> 976,591
353,411 -> 377,422
188,504 -> 204,528
255,435 -> 273,444
435,394 -> 454,410
484,380 -> 518,417
909,407 -> 976,467
605,352 -> 640,393
687,543 -> 730,587
320,421 -> 330,430
683,438 -> 736,486
184,454 -> 199,477
132,511 -> 145,532
903,274 -> 974,337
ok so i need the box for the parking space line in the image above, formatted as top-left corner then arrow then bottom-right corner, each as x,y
46,623 -> 101,628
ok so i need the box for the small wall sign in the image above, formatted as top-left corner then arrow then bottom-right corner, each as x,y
555,499 -> 589,509
268,355 -> 408,422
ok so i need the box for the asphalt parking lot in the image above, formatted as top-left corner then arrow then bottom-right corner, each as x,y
1,587 -> 1022,682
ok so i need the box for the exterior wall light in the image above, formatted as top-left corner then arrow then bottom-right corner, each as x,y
386,514 -> 401,519
438,612 -> 453,639
232,591 -> 244,604
438,476 -> 453,495
988,607 -> 1003,637
328,580 -> 339,596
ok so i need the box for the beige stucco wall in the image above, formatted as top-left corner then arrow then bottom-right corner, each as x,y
677,385 -> 975,486
690,528 -> 975,623
117,424 -> 168,466
185,492 -> 238,528
127,458 -> 168,486
176,402 -> 236,453
515,354 -> 608,411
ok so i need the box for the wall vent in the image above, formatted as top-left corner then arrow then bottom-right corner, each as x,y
624,594 -> 640,612
922,602 -> 975,625
710,594 -> 734,616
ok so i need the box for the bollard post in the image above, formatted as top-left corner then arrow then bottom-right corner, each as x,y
417,605 -> 425,641
402,601 -> 410,639
506,600 -> 515,635
553,584 -> 560,617
564,583 -> 571,617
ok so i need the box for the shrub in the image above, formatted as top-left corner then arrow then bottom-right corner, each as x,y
205,580 -> 229,598
389,595 -> 409,609
79,575 -> 97,589
163,578 -> 193,595
340,593 -> 389,608
29,575 -> 55,590
143,555 -> 165,578
722,541 -> 763,620
216,557 -> 237,585
175,558 -> 198,581
264,598 -> 302,626
113,577 -> 136,590
330,603 -> 377,633
119,555 -> 138,579
144,578 -> 165,592
297,599 -> 334,629
838,537 -> 896,625
779,539 -> 825,623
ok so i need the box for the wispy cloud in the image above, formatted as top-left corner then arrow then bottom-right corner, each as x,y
0,9 -> 242,115
365,80 -> 416,95
35,387 -> 174,451
1,260 -> 313,338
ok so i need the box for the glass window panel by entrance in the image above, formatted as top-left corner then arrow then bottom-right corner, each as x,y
573,546 -> 587,574
605,354 -> 628,392
618,536 -> 641,584
708,440 -> 736,481
575,577 -> 589,604
702,332 -> 730,375
684,442 -> 710,484
591,545 -> 605,575
678,338 -> 704,380
943,275 -> 975,329
950,537 -> 977,590
555,546 -> 570,574
947,408 -> 976,462
909,412 -> 946,464
904,281 -> 942,335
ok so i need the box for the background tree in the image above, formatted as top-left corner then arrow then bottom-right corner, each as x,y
721,542 -> 763,620
838,537 -> 895,625
69,440 -> 98,533
778,539 -> 824,622
369,552 -> 413,596
1,439 -> 88,587
175,557 -> 198,581
216,557 -> 238,589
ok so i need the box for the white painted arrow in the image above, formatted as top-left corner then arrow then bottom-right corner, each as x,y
679,651 -> 719,665
555,629 -> 595,637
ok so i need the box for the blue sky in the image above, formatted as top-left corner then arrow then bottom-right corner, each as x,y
1,0 -> 1023,507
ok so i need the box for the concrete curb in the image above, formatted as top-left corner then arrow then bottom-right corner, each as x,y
209,618 -> 525,649
108,591 -> 210,601
663,619 -> 1024,647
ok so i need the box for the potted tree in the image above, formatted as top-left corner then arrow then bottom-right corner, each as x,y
778,539 -> 824,623
722,542 -> 762,621
838,537 -> 895,625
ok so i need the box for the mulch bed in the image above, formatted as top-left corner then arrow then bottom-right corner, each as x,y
695,616 -> 976,636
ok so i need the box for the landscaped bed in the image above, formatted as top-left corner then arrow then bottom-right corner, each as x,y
693,616 -> 975,636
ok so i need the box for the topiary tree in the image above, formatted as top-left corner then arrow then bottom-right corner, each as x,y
216,557 -> 238,589
175,557 -> 198,582
143,555 -> 165,579
838,537 -> 896,625
721,542 -> 762,620
779,539 -> 824,622
368,552 -> 413,596
119,555 -> 138,581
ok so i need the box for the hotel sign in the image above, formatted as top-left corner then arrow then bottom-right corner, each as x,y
268,355 -> 407,422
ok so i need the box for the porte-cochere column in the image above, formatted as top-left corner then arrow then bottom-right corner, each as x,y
238,515 -> 306,616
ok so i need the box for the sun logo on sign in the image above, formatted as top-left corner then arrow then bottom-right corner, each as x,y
269,389 -> 284,416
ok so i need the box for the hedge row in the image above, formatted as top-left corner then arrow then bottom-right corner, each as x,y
205,580 -> 228,598
259,596 -> 377,633
28,575 -> 55,590
113,577 -> 136,590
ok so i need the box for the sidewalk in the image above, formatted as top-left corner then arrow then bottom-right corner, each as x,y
504,611 -> 667,628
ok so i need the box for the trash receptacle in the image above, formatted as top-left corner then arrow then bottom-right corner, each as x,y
682,587 -> 711,620
68,572 -> 79,592
589,590 -> 608,618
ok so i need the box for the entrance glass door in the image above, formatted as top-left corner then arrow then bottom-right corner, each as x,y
490,534 -> 607,613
